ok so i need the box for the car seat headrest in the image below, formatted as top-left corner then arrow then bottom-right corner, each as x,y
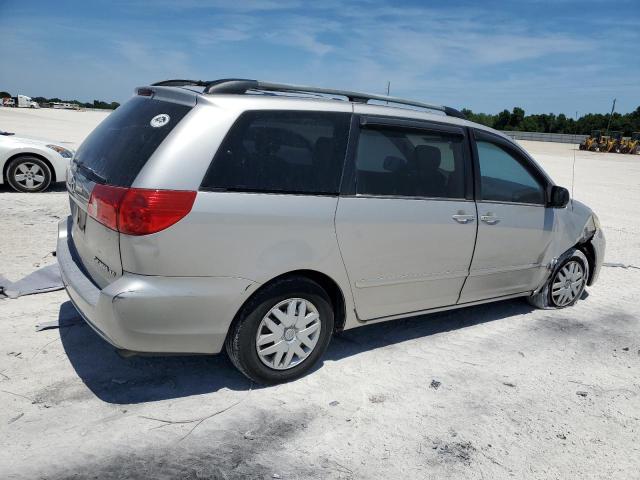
415,145 -> 441,171
383,156 -> 406,173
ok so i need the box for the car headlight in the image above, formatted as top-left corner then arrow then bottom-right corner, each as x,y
46,144 -> 73,158
592,213 -> 601,230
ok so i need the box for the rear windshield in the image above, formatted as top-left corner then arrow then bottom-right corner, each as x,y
73,96 -> 192,186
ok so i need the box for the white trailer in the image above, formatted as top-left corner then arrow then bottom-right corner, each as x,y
16,95 -> 40,108
51,102 -> 79,110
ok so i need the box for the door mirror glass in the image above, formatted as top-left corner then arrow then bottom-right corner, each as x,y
549,186 -> 570,208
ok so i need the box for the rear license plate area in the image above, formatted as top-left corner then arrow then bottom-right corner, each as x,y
77,208 -> 87,232
72,201 -> 87,232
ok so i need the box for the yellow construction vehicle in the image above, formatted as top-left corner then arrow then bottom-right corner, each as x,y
602,131 -> 622,152
579,130 -> 601,151
618,135 -> 631,153
623,132 -> 640,154
596,134 -> 609,151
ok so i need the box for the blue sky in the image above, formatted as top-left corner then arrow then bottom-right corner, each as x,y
1,0 -> 638,114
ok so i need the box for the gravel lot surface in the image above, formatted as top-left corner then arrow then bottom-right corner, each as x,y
0,109 -> 638,479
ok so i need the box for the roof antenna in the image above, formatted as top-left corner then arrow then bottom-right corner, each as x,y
385,81 -> 390,105
571,110 -> 578,211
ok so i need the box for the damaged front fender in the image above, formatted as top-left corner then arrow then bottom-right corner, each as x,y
554,200 -> 605,286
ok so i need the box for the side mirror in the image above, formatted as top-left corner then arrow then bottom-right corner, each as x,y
548,186 -> 570,208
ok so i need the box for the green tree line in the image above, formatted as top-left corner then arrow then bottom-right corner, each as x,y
0,91 -> 119,110
31,96 -> 120,110
461,106 -> 640,136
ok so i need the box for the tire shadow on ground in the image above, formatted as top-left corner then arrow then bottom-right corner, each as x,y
326,298 -> 533,361
59,298 -> 534,404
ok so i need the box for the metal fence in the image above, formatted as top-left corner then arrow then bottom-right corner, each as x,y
500,131 -> 588,144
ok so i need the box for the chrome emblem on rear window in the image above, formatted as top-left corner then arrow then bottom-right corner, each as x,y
150,114 -> 170,128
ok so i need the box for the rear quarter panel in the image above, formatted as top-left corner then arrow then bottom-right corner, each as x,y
119,192 -> 356,321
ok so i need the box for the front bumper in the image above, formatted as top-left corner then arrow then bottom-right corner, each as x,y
57,217 -> 258,354
588,227 -> 605,285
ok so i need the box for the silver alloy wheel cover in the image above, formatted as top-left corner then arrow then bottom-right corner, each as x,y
551,260 -> 585,307
14,162 -> 46,190
256,298 -> 322,370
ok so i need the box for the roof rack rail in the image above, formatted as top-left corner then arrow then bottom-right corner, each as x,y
151,79 -> 208,87
150,78 -> 467,119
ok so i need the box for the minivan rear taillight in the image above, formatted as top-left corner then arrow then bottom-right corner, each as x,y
87,184 -> 127,230
87,185 -> 196,235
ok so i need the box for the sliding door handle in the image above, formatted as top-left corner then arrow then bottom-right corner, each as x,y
452,214 -> 476,224
480,214 -> 499,225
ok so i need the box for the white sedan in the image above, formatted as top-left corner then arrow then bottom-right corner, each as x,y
0,130 -> 73,192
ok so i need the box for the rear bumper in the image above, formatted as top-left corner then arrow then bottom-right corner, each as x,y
57,217 -> 258,354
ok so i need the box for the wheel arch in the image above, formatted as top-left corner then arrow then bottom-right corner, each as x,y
231,269 -> 347,337
577,240 -> 596,286
3,152 -> 56,184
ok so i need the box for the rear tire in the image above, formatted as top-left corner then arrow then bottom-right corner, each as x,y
225,276 -> 334,385
6,156 -> 52,192
528,248 -> 589,309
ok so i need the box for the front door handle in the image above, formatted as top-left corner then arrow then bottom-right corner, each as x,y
452,214 -> 476,224
480,214 -> 499,225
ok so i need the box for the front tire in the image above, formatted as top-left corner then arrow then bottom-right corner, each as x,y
6,156 -> 52,192
528,248 -> 589,309
225,276 -> 334,384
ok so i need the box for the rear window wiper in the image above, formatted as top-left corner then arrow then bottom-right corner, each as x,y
75,161 -> 107,184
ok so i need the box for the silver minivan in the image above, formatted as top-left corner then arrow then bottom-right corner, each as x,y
58,79 -> 605,384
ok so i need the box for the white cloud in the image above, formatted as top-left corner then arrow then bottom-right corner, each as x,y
1,1 -> 636,113
188,6 -> 591,71
134,0 -> 304,12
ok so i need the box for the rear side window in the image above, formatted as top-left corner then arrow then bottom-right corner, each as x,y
201,111 -> 351,194
355,127 -> 466,198
476,140 -> 545,204
73,96 -> 192,186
